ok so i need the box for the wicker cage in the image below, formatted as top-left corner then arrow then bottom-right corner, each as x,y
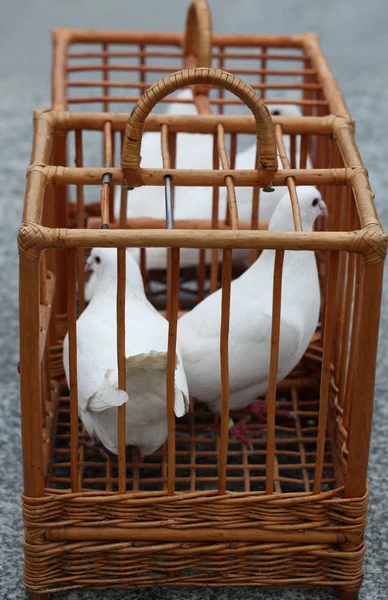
51,0 -> 349,232
18,3 -> 386,600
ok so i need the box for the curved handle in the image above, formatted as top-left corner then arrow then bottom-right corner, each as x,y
121,68 -> 278,189
184,0 -> 212,96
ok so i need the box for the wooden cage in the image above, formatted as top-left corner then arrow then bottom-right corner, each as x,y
18,2 -> 386,599
51,0 -> 349,232
19,66 -> 387,599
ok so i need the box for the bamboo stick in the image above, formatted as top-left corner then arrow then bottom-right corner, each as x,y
211,132 -> 220,293
275,123 -> 302,231
266,251 -> 284,494
166,248 -> 180,496
218,248 -> 233,496
217,124 -> 238,230
19,253 -> 44,496
345,260 -> 385,497
313,251 -> 339,493
48,167 -> 350,187
117,248 -> 126,493
54,112 -> 335,134
67,248 -> 79,493
45,526 -> 345,544
75,130 -> 85,313
35,226 -> 359,252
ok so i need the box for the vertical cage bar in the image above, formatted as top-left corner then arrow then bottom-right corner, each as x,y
273,455 -> 282,493
218,45 -> 224,114
19,253 -> 44,496
302,59 -> 314,117
189,398 -> 196,491
40,252 -> 48,306
313,251 -> 339,494
75,130 -> 85,313
300,135 -> 309,169
290,135 -> 297,170
345,258 -> 385,497
250,144 -> 261,265
109,132 -> 115,222
161,443 -> 167,491
132,450 -> 140,492
52,131 -> 68,315
275,124 -> 302,231
167,247 -> 180,495
261,47 -> 267,100
40,347 -> 49,430
100,180 -> 110,227
338,251 -> 355,408
334,189 -> 350,375
291,386 -> 310,492
218,247 -> 233,496
161,123 -> 175,319
265,250 -> 284,495
211,132 -> 220,293
197,250 -> 206,302
217,124 -> 239,230
67,248 -> 79,493
102,42 -> 109,112
119,131 -> 128,229
101,121 -> 113,228
42,183 -> 54,273
117,248 -> 127,493
242,442 -> 250,492
343,255 -> 362,430
224,133 -> 237,226
139,43 -> 146,89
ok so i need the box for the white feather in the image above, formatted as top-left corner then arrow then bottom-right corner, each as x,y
177,186 -> 325,413
63,248 -> 189,457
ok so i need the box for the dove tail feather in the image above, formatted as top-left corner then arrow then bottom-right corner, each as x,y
174,385 -> 190,418
126,351 -> 188,418
88,369 -> 128,412
125,350 -> 179,372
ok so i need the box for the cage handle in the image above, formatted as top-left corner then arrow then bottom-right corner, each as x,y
121,68 -> 278,190
184,0 -> 212,96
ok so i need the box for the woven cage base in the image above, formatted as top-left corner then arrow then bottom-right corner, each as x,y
21,334 -> 366,596
23,486 -> 367,594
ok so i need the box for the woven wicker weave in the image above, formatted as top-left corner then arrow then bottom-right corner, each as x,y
18,2 -> 386,599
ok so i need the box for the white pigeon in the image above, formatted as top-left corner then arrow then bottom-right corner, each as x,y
84,100 -> 312,297
113,87 -> 212,221
85,88 -> 212,301
177,186 -> 325,419
115,100 -> 309,223
63,247 -> 189,457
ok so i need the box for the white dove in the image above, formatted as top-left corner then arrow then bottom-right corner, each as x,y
85,101 -> 312,297
85,88 -> 212,301
177,186 -> 325,444
113,87 -> 212,222
233,103 -> 312,222
63,247 -> 189,458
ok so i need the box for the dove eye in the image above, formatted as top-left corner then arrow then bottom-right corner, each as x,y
95,256 -> 101,264
272,109 -> 281,116
312,198 -> 319,207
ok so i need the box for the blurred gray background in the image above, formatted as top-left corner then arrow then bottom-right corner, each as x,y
0,0 -> 387,598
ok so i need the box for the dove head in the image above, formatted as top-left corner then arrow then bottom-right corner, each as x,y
268,187 -> 327,232
268,104 -> 301,117
87,247 -> 144,293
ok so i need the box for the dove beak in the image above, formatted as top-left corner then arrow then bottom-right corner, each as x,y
84,258 -> 94,273
319,203 -> 328,218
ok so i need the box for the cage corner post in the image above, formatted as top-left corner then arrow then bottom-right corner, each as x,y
340,253 -> 385,600
51,28 -> 70,318
18,230 -> 48,600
